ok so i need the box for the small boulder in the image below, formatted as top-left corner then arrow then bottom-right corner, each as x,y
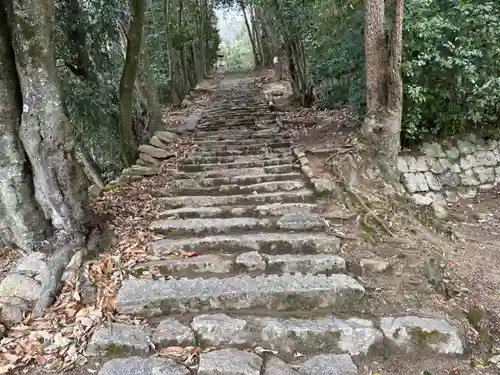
181,98 -> 193,108
312,178 -> 335,195
138,145 -> 174,159
139,152 -> 161,166
155,131 -> 179,144
124,165 -> 159,177
149,135 -> 168,149
360,258 -> 390,273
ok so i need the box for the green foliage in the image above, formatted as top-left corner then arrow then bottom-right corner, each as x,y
307,0 -> 500,144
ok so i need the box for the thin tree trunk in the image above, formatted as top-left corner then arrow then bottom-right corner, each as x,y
239,0 -> 260,68
119,0 -> 146,166
76,144 -> 104,189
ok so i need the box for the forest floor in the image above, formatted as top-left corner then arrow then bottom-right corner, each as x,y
1,70 -> 500,375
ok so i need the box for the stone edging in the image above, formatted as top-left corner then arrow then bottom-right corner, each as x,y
293,147 -> 335,195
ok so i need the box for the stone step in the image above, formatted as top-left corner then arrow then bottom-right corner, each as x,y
159,203 -> 319,219
184,152 -> 288,165
176,172 -> 302,187
169,180 -> 307,196
157,189 -> 315,208
148,232 -> 340,256
150,213 -> 326,237
193,141 -> 290,152
175,164 -> 298,179
115,273 -> 365,316
188,147 -> 291,157
133,253 -> 346,278
192,131 -> 283,141
180,156 -> 295,172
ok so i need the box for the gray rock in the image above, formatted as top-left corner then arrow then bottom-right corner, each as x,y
236,252 -> 266,272
432,203 -> 448,220
412,194 -> 433,206
149,233 -> 340,256
301,165 -> 314,179
457,139 -> 476,154
152,318 -> 195,347
396,157 -> 409,173
421,142 -> 446,157
181,98 -> 193,108
0,273 -> 42,301
255,203 -> 318,216
87,323 -> 151,356
299,354 -> 357,375
13,252 -> 49,282
155,131 -> 180,144
148,135 -> 168,149
312,178 -> 335,194
89,184 -> 102,198
438,171 -> 460,187
401,172 -> 429,193
445,146 -> 460,159
116,274 -> 365,316
150,217 -> 263,235
264,357 -> 299,375
124,165 -> 159,176
97,357 -> 190,375
456,187 -> 477,199
139,152 -> 161,166
298,156 -> 309,166
198,348 -> 262,375
425,192 -> 446,206
380,316 -> 464,354
192,314 -> 254,347
136,255 -> 234,275
496,166 -> 500,183
0,297 -> 29,326
474,166 -> 495,184
475,151 -> 497,166
459,154 -> 476,170
404,156 -> 419,172
449,162 -> 461,173
360,258 -> 390,273
424,172 -> 442,191
138,145 -> 174,159
443,189 -> 459,202
459,169 -> 480,186
253,316 -> 382,356
277,212 -> 325,230
426,157 -> 448,174
265,254 -> 345,274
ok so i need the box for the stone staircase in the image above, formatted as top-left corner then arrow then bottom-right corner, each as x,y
89,76 -> 465,375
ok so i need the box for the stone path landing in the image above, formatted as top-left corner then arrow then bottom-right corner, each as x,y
89,76 -> 465,375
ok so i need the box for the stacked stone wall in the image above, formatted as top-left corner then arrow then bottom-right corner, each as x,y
397,134 -> 500,205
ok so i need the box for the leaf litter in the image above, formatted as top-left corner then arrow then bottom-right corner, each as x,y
0,76 -> 222,374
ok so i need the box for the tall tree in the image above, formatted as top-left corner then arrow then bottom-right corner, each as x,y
361,0 -> 404,188
119,0 -> 147,166
0,0 -> 97,313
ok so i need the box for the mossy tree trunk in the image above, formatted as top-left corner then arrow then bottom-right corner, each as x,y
119,0 -> 146,166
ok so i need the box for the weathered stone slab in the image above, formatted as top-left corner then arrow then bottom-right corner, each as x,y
380,316 -> 464,354
97,357 -> 190,375
150,217 -> 266,235
176,165 -> 296,179
198,348 -> 263,375
459,169 -> 480,186
264,357 -> 299,375
124,165 -> 159,176
236,252 -> 266,272
182,157 -> 295,172
149,233 -> 340,255
277,212 -> 325,230
192,314 -> 254,347
138,145 -> 175,159
254,203 -> 318,216
158,190 -> 314,208
265,254 -> 345,274
116,274 -> 364,316
299,354 -> 357,375
253,316 -> 381,355
155,131 -> 180,143
87,323 -> 151,356
134,255 -> 234,276
474,166 -> 495,184
139,152 -> 161,166
152,318 -> 195,347
401,172 -> 429,193
159,206 -> 225,219
311,178 -> 335,194
237,180 -> 305,193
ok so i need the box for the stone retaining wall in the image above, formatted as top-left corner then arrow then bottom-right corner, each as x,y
397,134 -> 500,206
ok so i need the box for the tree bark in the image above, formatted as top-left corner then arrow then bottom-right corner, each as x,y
119,0 -> 146,166
0,5 -> 48,253
361,0 -> 404,189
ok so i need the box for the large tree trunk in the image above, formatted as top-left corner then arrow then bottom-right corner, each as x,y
361,0 -> 404,189
0,5 -> 48,253
119,0 -> 146,166
3,0 -> 100,315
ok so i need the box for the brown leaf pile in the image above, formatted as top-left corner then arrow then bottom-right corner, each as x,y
0,77 -> 221,374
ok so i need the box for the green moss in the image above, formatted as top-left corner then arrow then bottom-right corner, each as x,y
467,307 -> 484,330
134,267 -> 146,275
102,184 -> 119,191
408,327 -> 444,345
105,344 -> 130,357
